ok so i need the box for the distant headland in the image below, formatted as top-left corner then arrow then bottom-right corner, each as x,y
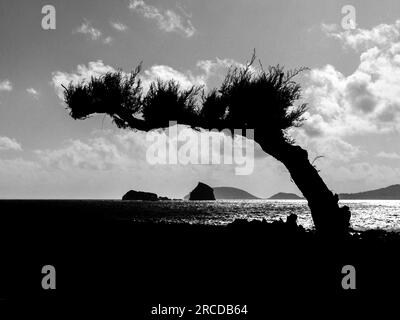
267,184 -> 400,200
339,184 -> 400,200
183,183 -> 259,200
268,192 -> 303,200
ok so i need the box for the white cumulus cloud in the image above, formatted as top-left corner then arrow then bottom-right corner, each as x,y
322,20 -> 400,51
110,21 -> 128,31
141,58 -> 245,91
74,19 -> 112,44
0,136 -> 22,151
376,151 -> 400,160
303,20 -> 400,137
0,80 -> 12,91
26,88 -> 39,98
129,0 -> 196,37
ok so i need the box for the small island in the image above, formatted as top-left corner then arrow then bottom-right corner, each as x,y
122,190 -> 171,201
189,182 -> 216,200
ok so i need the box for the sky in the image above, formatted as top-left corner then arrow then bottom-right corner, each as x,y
1,0 -> 400,199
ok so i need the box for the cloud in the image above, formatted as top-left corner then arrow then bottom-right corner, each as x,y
141,58 -> 245,91
0,157 -> 42,193
110,21 -> 128,31
0,127 -> 281,198
320,23 -> 339,33
141,65 -> 199,90
35,123 -> 255,173
0,80 -> 12,91
322,161 -> 400,193
26,88 -> 39,98
36,136 -> 130,171
103,36 -> 113,44
376,151 -> 400,160
303,20 -> 400,137
129,0 -> 196,37
52,60 -> 116,99
0,136 -> 22,151
75,19 -> 102,40
0,126 -> 395,198
293,130 -> 361,163
322,20 -> 400,51
74,19 -> 112,44
286,20 -> 400,186
0,131 -> 149,198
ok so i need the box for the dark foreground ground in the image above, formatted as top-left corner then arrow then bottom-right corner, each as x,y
0,200 -> 399,317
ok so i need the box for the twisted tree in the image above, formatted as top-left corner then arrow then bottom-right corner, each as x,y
62,54 -> 351,235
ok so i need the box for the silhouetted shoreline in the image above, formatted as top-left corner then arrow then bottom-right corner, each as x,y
0,200 -> 399,316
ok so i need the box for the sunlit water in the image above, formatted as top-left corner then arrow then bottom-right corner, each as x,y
3,199 -> 398,231
109,199 -> 400,231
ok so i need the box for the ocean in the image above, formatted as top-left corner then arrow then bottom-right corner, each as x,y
114,199 -> 400,231
3,199 -> 397,231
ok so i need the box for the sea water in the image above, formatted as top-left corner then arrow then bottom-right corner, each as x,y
1,199 -> 399,231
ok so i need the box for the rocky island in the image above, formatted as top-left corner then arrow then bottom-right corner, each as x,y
189,182 -> 216,200
122,190 -> 171,201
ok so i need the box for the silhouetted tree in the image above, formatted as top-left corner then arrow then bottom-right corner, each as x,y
62,54 -> 350,235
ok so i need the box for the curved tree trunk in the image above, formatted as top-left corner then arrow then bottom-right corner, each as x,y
259,138 -> 351,235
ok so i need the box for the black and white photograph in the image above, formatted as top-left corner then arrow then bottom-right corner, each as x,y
1,0 -> 400,317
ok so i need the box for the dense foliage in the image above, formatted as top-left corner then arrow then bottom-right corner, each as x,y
63,54 -> 308,143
